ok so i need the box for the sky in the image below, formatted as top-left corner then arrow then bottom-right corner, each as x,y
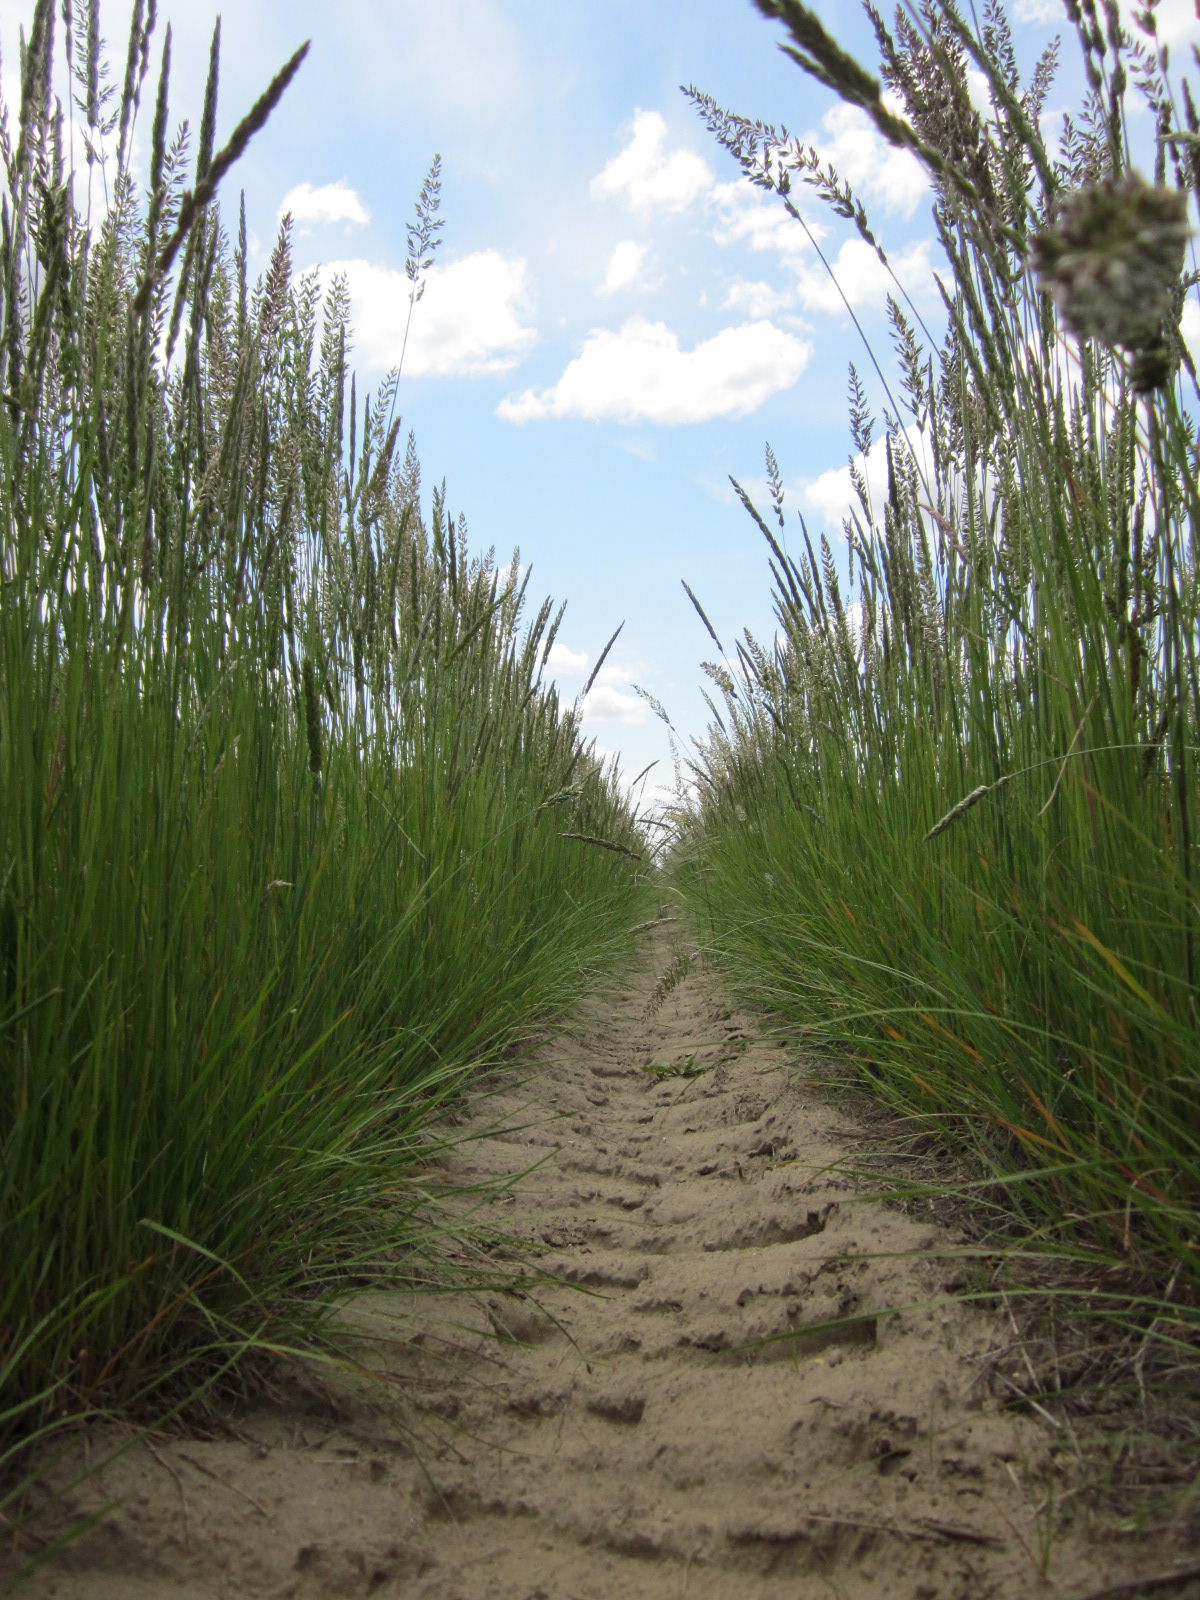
3,0 -> 1200,810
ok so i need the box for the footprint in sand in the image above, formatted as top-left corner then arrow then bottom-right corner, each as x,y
6,937 -> 1166,1600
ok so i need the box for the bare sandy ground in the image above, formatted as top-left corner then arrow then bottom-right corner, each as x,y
6,937 -> 1193,1599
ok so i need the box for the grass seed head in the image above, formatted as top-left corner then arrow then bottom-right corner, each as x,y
1031,175 -> 1190,379
302,660 -> 322,776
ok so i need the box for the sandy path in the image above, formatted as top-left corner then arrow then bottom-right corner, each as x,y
8,940 -> 1145,1598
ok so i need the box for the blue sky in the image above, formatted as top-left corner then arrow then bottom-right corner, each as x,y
4,0 -> 1199,808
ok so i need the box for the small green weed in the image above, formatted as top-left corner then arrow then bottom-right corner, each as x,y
642,1054 -> 708,1081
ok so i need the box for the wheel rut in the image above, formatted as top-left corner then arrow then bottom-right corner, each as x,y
13,939 -> 1133,1599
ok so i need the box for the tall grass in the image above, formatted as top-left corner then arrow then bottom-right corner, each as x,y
673,0 -> 1200,1301
0,0 -> 646,1495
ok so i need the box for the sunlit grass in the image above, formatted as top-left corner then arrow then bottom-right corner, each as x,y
673,0 -> 1200,1313
0,0 -> 648,1513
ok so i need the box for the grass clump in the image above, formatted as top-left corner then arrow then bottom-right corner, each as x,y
0,0 -> 647,1502
642,1054 -> 707,1080
673,0 -> 1200,1317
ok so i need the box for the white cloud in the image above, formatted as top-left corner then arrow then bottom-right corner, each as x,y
792,237 -> 934,314
804,460 -> 864,530
281,180 -> 369,230
325,251 -> 536,377
589,107 -> 931,322
723,278 -> 795,317
808,104 -> 928,220
1142,0 -> 1200,45
709,168 -> 935,325
709,107 -> 925,269
600,240 -> 648,296
497,316 -> 811,425
594,660 -> 638,689
1182,297 -> 1200,368
579,658 -> 650,726
803,422 -> 932,531
547,640 -> 589,676
1012,0 -> 1199,40
966,68 -> 993,119
583,685 -> 649,725
711,178 -> 816,263
591,109 -> 713,214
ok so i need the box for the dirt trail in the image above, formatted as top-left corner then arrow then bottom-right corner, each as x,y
10,940 -> 1164,1599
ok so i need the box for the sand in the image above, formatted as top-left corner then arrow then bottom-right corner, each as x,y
5,936 -> 1190,1600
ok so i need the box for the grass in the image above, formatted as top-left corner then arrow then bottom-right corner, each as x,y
642,1053 -> 708,1080
0,0 -> 648,1532
671,0 -> 1200,1337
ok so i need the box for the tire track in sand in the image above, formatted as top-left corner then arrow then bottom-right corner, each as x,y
14,938 -> 1133,1599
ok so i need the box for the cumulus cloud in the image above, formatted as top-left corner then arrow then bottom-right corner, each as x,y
1138,0 -> 1200,45
804,460 -> 868,531
281,180 -> 369,230
582,661 -> 650,726
711,179 -> 816,263
600,240 -> 648,295
709,107 -> 926,259
591,113 -> 818,262
723,278 -> 796,317
583,685 -> 649,724
497,316 -> 811,425
545,649 -> 649,728
803,423 -> 932,531
589,107 -> 934,329
325,251 -> 536,377
1013,0 -> 1196,38
965,68 -> 993,118
793,238 -> 935,314
590,109 -> 713,214
1182,297 -> 1200,368
808,104 -> 928,220
591,103 -> 925,234
547,640 -> 589,676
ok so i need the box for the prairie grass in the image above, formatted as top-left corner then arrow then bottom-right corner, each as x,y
673,0 -> 1200,1324
0,0 -> 646,1506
